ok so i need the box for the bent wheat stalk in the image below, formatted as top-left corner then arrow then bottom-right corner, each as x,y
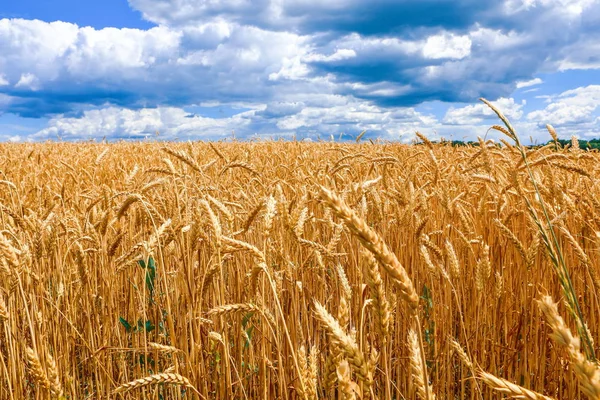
319,186 -> 419,311
113,373 -> 200,396
479,371 -> 555,400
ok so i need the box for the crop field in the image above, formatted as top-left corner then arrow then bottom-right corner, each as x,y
1,108 -> 600,399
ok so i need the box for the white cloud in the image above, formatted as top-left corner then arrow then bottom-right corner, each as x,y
0,19 -> 79,81
30,95 -> 440,143
304,48 -> 357,63
346,81 -> 412,98
516,77 -> 543,88
467,26 -> 531,54
268,55 -> 311,81
180,18 -> 233,48
180,24 -> 307,71
15,73 -> 39,90
0,18 -> 312,116
64,26 -> 181,75
128,0 -> 261,26
0,74 -> 8,86
443,98 -> 525,125
556,37 -> 600,71
315,33 -> 422,62
274,95 -> 437,139
527,85 -> 600,129
422,33 -> 472,60
33,106 -> 257,140
503,0 -> 597,15
127,0 -> 357,28
0,19 -> 181,83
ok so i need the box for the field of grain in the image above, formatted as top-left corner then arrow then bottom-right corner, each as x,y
1,110 -> 600,399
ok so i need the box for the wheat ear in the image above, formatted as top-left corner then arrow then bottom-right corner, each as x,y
25,347 -> 53,393
479,371 -> 555,400
537,295 -> 600,399
319,186 -> 419,312
298,345 -> 318,400
207,303 -> 276,328
0,232 -> 20,270
148,342 -> 181,354
201,199 -> 222,247
0,295 -> 8,322
408,329 -> 435,400
449,337 -> 473,370
161,146 -> 203,173
336,360 -> 359,400
113,373 -> 199,395
444,239 -> 460,279
362,251 -> 390,342
494,218 -> 528,263
46,352 -> 64,398
313,301 -> 373,391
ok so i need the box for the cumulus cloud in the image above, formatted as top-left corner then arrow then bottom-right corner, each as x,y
526,85 -> 600,137
32,95 -> 441,142
422,33 -> 472,60
0,18 -> 311,117
33,106 -> 258,140
1,0 -> 600,141
443,98 -> 525,125
274,98 -> 435,138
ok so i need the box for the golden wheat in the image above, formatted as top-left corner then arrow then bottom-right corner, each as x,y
0,127 -> 599,399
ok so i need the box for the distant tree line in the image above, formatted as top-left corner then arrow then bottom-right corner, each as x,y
552,138 -> 600,150
436,138 -> 600,150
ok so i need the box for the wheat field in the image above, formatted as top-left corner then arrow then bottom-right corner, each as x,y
1,107 -> 600,399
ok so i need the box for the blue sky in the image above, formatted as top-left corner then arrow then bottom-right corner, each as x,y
1,0 -> 599,142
